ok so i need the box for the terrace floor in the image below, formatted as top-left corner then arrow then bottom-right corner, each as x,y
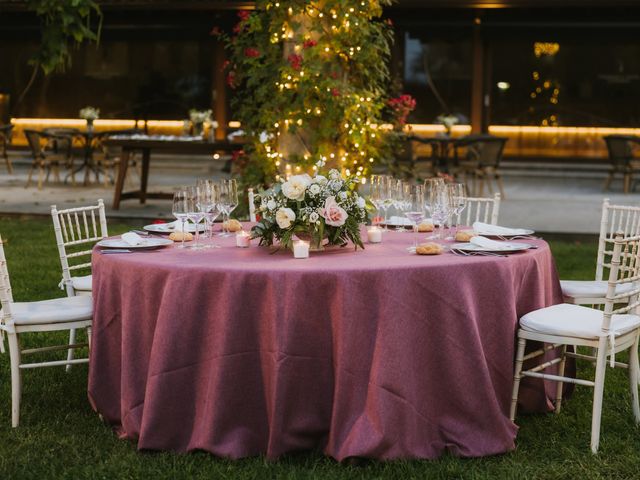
1,152 -> 639,234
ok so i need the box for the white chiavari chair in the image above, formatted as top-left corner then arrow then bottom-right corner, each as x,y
510,233 -> 640,453
0,233 -> 93,427
51,199 -> 107,369
457,193 -> 501,226
561,198 -> 640,305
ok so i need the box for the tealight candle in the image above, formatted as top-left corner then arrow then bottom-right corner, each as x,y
293,239 -> 310,258
367,226 -> 382,244
235,230 -> 250,248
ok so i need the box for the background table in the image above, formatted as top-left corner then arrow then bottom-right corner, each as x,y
89,229 -> 564,460
104,136 -> 245,209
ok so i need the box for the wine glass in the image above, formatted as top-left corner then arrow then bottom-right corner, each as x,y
424,177 -> 445,239
379,176 -> 393,229
197,179 -> 221,248
369,175 -> 383,226
186,185 -> 205,249
447,183 -> 468,238
429,183 -> 452,241
219,179 -> 239,237
404,184 -> 425,248
172,188 -> 190,249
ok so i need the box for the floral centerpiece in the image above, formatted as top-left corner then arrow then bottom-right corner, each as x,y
252,165 -> 368,251
79,106 -> 99,130
189,109 -> 213,136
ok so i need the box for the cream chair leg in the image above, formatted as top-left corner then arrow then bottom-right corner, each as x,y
629,333 -> 640,422
510,336 -> 527,421
0,330 -> 5,354
496,174 -> 506,200
65,328 -> 76,372
555,344 -> 567,414
590,338 -> 608,454
86,326 -> 92,352
8,332 -> 21,428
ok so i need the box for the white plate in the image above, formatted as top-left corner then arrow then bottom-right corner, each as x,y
474,228 -> 535,238
451,242 -> 534,253
97,237 -> 173,249
143,222 -> 205,234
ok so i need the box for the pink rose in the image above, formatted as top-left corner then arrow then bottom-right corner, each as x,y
319,196 -> 348,227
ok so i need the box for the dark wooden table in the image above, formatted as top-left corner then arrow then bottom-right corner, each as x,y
409,135 -> 459,172
104,136 -> 245,209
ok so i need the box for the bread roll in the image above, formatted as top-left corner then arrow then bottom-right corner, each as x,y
454,230 -> 477,242
417,222 -> 434,233
416,242 -> 443,255
169,231 -> 193,242
224,219 -> 243,232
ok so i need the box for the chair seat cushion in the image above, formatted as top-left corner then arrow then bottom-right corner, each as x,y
2,295 -> 92,325
521,303 -> 640,339
560,279 -> 635,298
71,274 -> 92,292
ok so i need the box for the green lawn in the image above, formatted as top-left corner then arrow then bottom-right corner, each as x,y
1,216 -> 639,480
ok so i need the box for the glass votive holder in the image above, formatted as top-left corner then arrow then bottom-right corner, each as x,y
235,230 -> 250,248
367,226 -> 383,244
293,239 -> 310,258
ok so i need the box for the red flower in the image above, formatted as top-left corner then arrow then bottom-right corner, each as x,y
331,88 -> 340,97
231,149 -> 245,162
152,219 -> 166,224
233,23 -> 242,34
303,39 -> 317,49
385,18 -> 394,26
388,94 -> 417,126
244,47 -> 260,58
221,60 -> 231,71
330,71 -> 339,79
226,71 -> 237,88
238,10 -> 251,21
288,53 -> 303,70
209,26 -> 222,37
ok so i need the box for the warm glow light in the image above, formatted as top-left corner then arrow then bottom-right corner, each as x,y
496,81 -> 510,91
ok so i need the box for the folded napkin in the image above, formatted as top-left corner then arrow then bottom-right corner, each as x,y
470,236 -> 512,250
121,232 -> 144,246
472,222 -> 531,236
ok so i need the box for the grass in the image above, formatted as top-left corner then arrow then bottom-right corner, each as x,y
1,216 -> 639,479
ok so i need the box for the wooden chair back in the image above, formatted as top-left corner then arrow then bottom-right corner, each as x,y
51,200 -> 108,296
458,193 -> 501,226
596,198 -> 640,281
603,234 -> 640,335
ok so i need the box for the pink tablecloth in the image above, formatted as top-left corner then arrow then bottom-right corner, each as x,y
88,228 -> 563,460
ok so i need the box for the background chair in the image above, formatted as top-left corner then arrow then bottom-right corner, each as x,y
458,193 -> 501,226
0,233 -> 93,427
51,200 -> 107,369
603,135 -> 640,194
561,198 -> 640,305
454,135 -> 508,198
24,129 -> 73,189
510,233 -> 640,453
0,124 -> 13,173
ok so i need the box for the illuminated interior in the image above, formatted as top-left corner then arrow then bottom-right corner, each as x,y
8,118 -> 629,159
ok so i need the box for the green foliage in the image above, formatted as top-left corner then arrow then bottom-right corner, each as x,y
218,1 -> 399,190
28,0 -> 102,74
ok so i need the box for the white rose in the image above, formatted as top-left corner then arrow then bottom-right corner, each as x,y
339,191 -> 348,200
357,196 -> 366,208
275,208 -> 296,229
312,175 -> 327,184
309,184 -> 321,195
267,199 -> 277,210
282,174 -> 312,201
309,212 -> 319,223
328,169 -> 341,180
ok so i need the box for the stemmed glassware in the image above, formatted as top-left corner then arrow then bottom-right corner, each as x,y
391,179 -> 409,232
369,175 -> 384,226
219,179 -> 238,237
172,188 -> 190,249
186,185 -> 206,249
447,183 -> 468,238
424,177 -> 445,239
404,184 -> 425,248
380,176 -> 394,230
429,183 -> 453,241
197,179 -> 221,248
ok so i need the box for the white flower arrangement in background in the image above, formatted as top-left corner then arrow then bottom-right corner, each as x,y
79,106 -> 100,121
189,109 -> 213,124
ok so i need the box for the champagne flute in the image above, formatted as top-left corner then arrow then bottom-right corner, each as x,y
172,188 -> 190,249
369,175 -> 384,226
429,183 -> 452,241
404,184 -> 425,248
392,179 -> 409,232
197,179 -> 221,248
379,176 -> 393,229
447,183 -> 467,238
424,177 -> 445,239
186,185 -> 205,249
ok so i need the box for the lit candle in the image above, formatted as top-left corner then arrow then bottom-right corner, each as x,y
367,226 -> 382,244
235,230 -> 251,248
293,239 -> 310,258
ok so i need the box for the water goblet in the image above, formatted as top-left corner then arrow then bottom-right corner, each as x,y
186,186 -> 205,249
172,188 -> 190,249
404,184 -> 425,248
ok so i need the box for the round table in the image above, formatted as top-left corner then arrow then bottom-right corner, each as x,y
88,227 -> 564,460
